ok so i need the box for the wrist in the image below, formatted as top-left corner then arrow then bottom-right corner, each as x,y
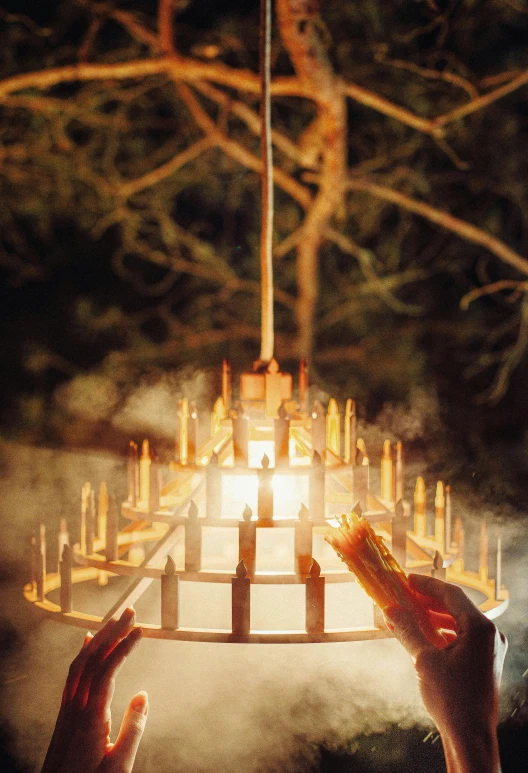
440,722 -> 501,773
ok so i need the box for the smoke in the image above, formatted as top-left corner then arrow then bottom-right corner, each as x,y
0,377 -> 527,772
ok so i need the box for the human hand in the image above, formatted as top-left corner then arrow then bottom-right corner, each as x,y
384,575 -> 507,773
41,607 -> 147,773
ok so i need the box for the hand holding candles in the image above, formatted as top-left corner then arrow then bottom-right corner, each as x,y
325,510 -> 455,648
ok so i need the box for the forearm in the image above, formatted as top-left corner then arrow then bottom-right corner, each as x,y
441,724 -> 501,773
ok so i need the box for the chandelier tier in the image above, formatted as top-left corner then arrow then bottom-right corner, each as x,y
24,357 -> 509,643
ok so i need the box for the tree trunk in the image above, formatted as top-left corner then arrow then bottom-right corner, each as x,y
275,0 -> 346,362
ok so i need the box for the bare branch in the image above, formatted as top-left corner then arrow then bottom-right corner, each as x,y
433,69 -> 528,129
118,136 -> 214,198
347,178 -> 528,277
460,280 -> 528,310
158,0 -> 175,54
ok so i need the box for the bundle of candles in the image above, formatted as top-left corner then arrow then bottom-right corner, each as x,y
325,511 -> 454,648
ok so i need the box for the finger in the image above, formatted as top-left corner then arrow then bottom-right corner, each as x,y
103,692 -> 148,773
64,622 -> 117,703
427,609 -> 457,632
75,608 -> 136,709
87,628 -> 143,717
384,606 -> 433,661
408,574 -> 484,632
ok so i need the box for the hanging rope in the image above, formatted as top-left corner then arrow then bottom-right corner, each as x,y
259,0 -> 274,364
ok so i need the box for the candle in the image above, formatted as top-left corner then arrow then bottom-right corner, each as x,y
127,442 -> 138,505
238,505 -> 256,575
274,404 -> 290,467
179,398 -> 190,465
353,448 -> 368,512
326,399 -> 340,458
57,518 -> 69,573
231,560 -> 250,639
80,482 -> 90,554
299,359 -> 308,412
233,408 -> 249,466
445,484 -> 452,550
86,490 -> 95,555
295,504 -> 313,575
344,399 -> 357,465
185,501 -> 202,572
495,533 -> 502,601
222,358 -> 231,413
309,450 -> 325,521
105,495 -> 119,562
265,358 -> 282,418
414,477 -> 426,538
206,452 -> 221,519
36,524 -> 46,602
188,400 -> 198,464
391,498 -> 408,568
434,481 -> 445,553
257,454 -> 273,523
149,453 -> 161,512
211,397 -> 226,436
139,440 -> 151,504
98,482 -> 108,541
432,550 -> 446,581
381,440 -> 393,502
60,544 -> 72,613
311,401 -> 326,457
305,559 -> 325,635
161,556 -> 180,630
395,441 -> 404,501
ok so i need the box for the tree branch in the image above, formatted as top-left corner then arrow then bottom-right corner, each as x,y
347,178 -> 528,277
158,0 -> 175,54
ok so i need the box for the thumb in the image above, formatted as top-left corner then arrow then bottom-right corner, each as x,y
384,606 -> 432,661
104,692 -> 148,773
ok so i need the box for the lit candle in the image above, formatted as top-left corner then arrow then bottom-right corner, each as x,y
445,484 -> 452,550
80,482 -> 90,554
353,447 -> 368,512
413,477 -> 426,538
453,517 -> 465,572
434,481 -> 445,553
105,494 -> 118,562
139,440 -> 151,504
326,399 -> 341,458
188,400 -> 198,464
294,504 -> 313,575
395,441 -> 404,501
257,454 -> 273,523
495,533 -> 502,601
36,524 -> 46,602
57,518 -> 69,573
149,452 -> 161,512
231,560 -> 250,639
391,498 -> 408,568
305,559 -> 325,635
206,452 -> 221,519
299,359 -> 308,412
86,490 -> 95,555
222,358 -> 231,413
344,399 -> 356,465
265,358 -> 282,418
211,397 -> 226,436
127,442 -> 138,505
59,544 -> 72,613
274,404 -> 290,467
98,482 -> 108,541
233,407 -> 249,466
161,556 -> 179,630
238,504 -> 256,575
179,398 -> 190,465
432,550 -> 446,581
381,440 -> 393,502
311,401 -> 326,457
185,501 -> 202,572
309,450 -> 325,521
